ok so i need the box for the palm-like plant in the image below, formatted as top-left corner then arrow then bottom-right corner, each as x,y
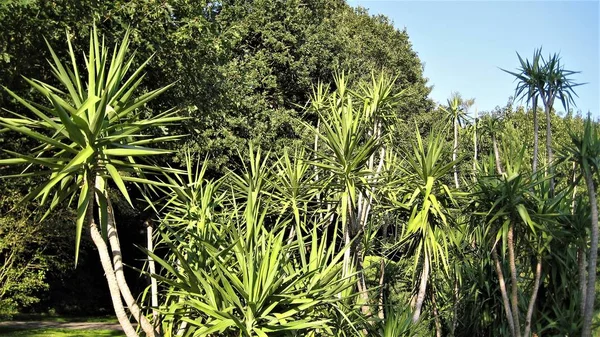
307,72 -> 401,315
441,93 -> 471,189
0,28 -> 184,336
399,128 -> 458,323
479,115 -> 505,174
472,145 -> 558,337
558,117 -> 600,337
539,52 -> 583,195
501,48 -> 544,174
148,152 -> 356,337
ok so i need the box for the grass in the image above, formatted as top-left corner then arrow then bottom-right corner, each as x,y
5,315 -> 117,324
0,328 -> 124,337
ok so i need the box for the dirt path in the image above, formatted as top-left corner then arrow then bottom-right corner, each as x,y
0,321 -> 123,331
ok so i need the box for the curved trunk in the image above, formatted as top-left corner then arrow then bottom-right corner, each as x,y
412,253 -> 430,323
492,248 -> 516,336
532,97 -> 539,174
582,172 -> 598,337
86,179 -> 138,337
524,256 -> 542,337
105,195 -> 158,337
508,223 -> 521,337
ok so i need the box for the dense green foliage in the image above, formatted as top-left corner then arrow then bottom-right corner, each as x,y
0,1 -> 598,337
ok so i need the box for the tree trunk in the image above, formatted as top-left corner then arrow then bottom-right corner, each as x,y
492,247 -> 516,336
451,274 -> 459,336
544,98 -> 554,195
507,223 -> 521,337
86,178 -> 138,337
532,97 -> 539,174
493,134 -> 504,174
147,222 -> 159,328
582,171 -> 598,337
524,256 -> 542,337
473,108 -> 478,172
105,196 -> 158,337
412,253 -> 430,323
573,162 -> 587,317
454,118 -> 460,188
378,258 -> 385,319
578,248 -> 587,316
431,288 -> 442,337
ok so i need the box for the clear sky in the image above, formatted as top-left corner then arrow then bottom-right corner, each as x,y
347,0 -> 599,117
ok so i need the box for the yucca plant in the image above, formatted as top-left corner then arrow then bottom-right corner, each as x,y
307,72 -> 401,317
0,27 -> 184,336
501,48 -> 544,173
398,127 -> 459,323
558,116 -> 600,337
471,145 -> 559,337
146,152 -> 356,337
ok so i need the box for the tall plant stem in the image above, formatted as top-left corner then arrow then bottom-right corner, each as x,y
524,256 -> 542,337
378,258 -> 385,319
103,189 -> 158,337
412,253 -> 430,323
473,108 -> 478,173
492,247 -> 516,336
507,223 -> 521,337
87,176 -> 137,337
451,273 -> 459,336
454,118 -> 460,188
582,171 -> 598,337
532,98 -> 539,174
493,134 -> 504,174
147,222 -> 159,328
431,287 -> 442,337
543,95 -> 555,196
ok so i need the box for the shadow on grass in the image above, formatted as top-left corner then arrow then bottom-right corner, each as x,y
0,328 -> 124,337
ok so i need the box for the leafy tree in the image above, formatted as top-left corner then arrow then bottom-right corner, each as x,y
0,28 -> 184,336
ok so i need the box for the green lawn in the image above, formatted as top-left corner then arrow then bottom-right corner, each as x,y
0,328 -> 124,337
7,315 -> 117,324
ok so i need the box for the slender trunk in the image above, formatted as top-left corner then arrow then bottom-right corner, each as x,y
378,258 -> 385,319
86,177 -> 137,337
492,248 -> 516,336
356,251 -> 370,316
105,196 -> 158,337
532,98 -> 539,174
578,248 -> 587,316
451,274 -> 459,336
431,288 -> 442,337
507,223 -> 521,337
147,223 -> 159,328
523,256 -> 542,337
342,223 -> 351,277
493,134 -> 504,174
582,172 -> 598,337
412,253 -> 430,323
544,97 -> 554,196
473,108 -> 478,172
573,162 -> 587,316
314,119 -> 323,223
454,118 -> 460,188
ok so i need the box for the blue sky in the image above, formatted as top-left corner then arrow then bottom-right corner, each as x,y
347,0 -> 599,117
